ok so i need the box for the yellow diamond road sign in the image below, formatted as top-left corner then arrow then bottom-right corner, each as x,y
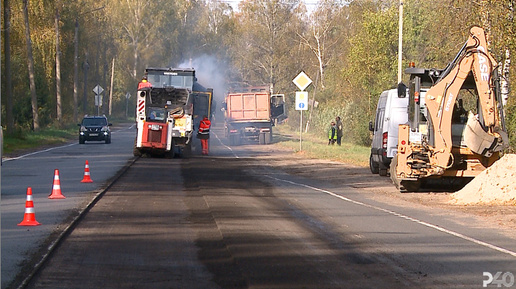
293,71 -> 312,91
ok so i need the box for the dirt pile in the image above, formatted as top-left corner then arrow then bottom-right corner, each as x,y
451,154 -> 516,205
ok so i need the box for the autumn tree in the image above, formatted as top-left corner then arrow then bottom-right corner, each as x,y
298,0 -> 345,90
231,0 -> 302,93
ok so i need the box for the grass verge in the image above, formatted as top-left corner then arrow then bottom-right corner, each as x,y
274,124 -> 369,167
3,126 -> 77,155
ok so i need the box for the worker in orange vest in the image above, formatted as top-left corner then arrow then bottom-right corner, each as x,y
197,116 -> 211,155
137,76 -> 152,90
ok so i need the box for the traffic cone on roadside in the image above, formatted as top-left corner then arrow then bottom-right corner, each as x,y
48,169 -> 66,199
81,160 -> 93,183
18,187 -> 41,226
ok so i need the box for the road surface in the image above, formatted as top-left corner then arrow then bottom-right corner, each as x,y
1,123 -> 136,288
17,125 -> 516,289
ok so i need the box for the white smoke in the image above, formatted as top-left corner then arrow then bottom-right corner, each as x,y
178,55 -> 229,105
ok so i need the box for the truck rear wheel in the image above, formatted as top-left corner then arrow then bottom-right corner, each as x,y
264,131 -> 272,144
259,133 -> 265,145
229,134 -> 238,146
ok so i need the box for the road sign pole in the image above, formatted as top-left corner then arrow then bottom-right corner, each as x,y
300,110 -> 303,151
292,71 -> 313,152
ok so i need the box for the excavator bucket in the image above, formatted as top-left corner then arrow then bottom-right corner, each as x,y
464,112 -> 508,157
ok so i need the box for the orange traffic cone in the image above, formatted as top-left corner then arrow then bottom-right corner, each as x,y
48,169 -> 66,199
81,160 -> 93,183
18,187 -> 41,226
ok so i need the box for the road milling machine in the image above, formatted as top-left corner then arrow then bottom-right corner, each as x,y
391,26 -> 509,192
133,67 -> 213,157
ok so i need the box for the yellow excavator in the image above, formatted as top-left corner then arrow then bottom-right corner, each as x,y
391,26 -> 509,192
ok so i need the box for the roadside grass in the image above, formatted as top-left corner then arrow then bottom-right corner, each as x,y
2,116 -> 136,156
3,126 -> 77,155
274,124 -> 369,167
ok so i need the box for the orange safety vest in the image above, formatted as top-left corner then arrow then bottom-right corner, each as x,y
198,118 -> 211,135
137,80 -> 152,90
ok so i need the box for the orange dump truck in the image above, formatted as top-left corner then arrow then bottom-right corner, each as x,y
224,86 -> 285,145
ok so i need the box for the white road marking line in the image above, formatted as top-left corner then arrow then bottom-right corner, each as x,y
2,143 -> 77,162
2,124 -> 136,162
265,175 -> 516,259
214,132 -> 239,158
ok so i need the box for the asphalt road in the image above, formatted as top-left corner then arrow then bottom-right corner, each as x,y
17,125 -> 516,289
1,123 -> 137,289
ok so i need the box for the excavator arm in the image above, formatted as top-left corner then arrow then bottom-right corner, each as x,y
424,26 -> 507,169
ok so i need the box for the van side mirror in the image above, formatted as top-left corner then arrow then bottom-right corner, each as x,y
397,82 -> 407,98
369,121 -> 374,132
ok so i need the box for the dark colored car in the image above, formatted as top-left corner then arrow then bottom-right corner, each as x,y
78,115 -> 112,144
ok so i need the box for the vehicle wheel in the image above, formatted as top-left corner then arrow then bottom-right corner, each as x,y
369,154 -> 379,174
183,144 -> 192,158
165,150 -> 175,159
379,163 -> 388,176
264,131 -> 272,144
105,137 -> 111,144
79,137 -> 85,144
229,135 -> 236,146
259,133 -> 265,145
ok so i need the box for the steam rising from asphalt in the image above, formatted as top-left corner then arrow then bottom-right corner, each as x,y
178,55 -> 228,106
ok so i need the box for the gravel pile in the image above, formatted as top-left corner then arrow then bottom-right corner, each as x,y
451,154 -> 516,205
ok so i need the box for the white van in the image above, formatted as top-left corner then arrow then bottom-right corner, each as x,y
369,89 -> 408,176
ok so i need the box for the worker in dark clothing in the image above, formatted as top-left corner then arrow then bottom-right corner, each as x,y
198,116 -> 211,155
335,116 -> 343,146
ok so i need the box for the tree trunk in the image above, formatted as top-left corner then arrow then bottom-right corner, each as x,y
109,58 -> 115,116
133,43 -> 138,80
55,8 -> 62,123
4,0 -> 14,134
23,0 -> 39,131
73,19 -> 79,123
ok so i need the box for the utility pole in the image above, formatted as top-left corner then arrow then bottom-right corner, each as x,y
398,0 -> 404,84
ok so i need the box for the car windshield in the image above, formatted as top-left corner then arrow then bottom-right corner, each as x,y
82,118 -> 107,126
